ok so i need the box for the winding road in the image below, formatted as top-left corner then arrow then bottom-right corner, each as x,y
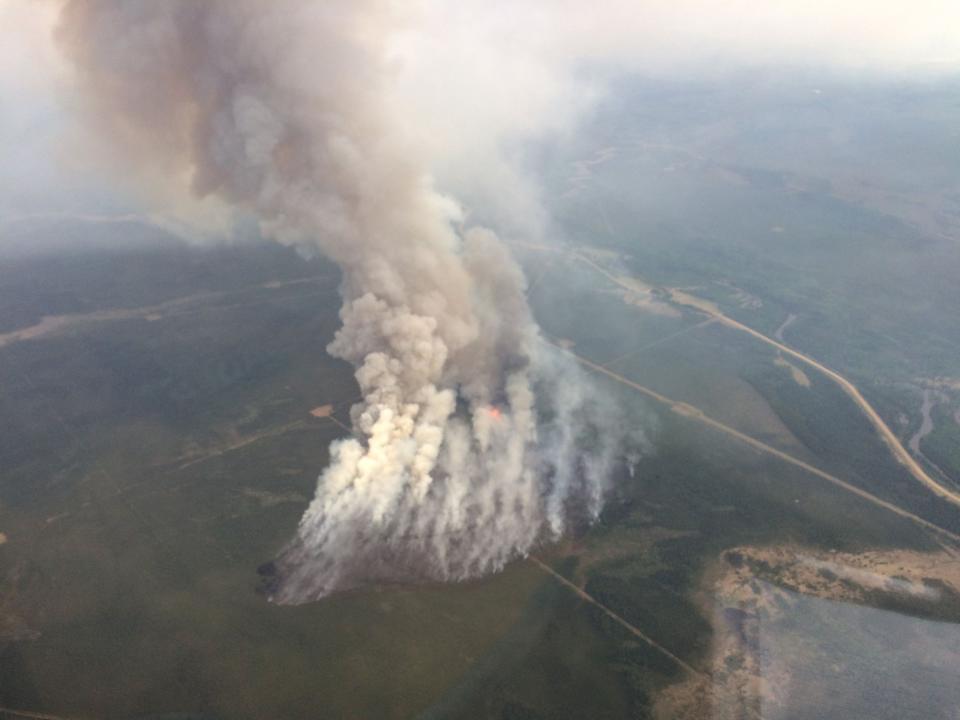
569,249 -> 960,512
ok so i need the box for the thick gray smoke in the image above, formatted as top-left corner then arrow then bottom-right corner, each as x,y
57,0 -> 639,602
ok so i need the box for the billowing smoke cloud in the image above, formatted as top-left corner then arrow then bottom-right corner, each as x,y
55,0 -> 640,602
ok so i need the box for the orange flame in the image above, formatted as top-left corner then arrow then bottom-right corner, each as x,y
487,406 -> 503,421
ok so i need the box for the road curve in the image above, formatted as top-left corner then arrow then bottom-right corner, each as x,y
569,249 -> 960,512
670,293 -> 960,511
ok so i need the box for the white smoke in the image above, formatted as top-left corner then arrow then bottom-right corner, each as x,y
56,0 -> 641,602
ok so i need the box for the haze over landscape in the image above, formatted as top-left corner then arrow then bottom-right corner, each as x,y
2,2 -> 960,719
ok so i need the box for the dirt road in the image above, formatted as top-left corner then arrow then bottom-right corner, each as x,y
559,346 -> 960,548
0,275 -> 334,350
569,249 -> 960,512
673,295 -> 960,510
529,556 -> 703,677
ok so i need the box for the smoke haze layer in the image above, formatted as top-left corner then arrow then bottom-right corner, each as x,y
56,0 -> 640,602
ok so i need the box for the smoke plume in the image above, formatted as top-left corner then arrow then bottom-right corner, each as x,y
56,0 -> 639,602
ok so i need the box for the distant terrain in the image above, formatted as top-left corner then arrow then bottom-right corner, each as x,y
3,72 -> 960,719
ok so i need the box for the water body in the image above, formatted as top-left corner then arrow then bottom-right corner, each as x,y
760,585 -> 960,720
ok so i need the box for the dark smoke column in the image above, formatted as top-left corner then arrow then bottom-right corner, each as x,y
58,0 -> 635,602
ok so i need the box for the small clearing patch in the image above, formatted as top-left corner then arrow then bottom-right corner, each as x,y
774,355 -> 811,387
310,404 -> 334,418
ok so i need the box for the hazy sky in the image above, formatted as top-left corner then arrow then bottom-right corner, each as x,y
1,0 -> 959,232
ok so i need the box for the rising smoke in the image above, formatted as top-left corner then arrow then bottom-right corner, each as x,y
56,0 -> 641,602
